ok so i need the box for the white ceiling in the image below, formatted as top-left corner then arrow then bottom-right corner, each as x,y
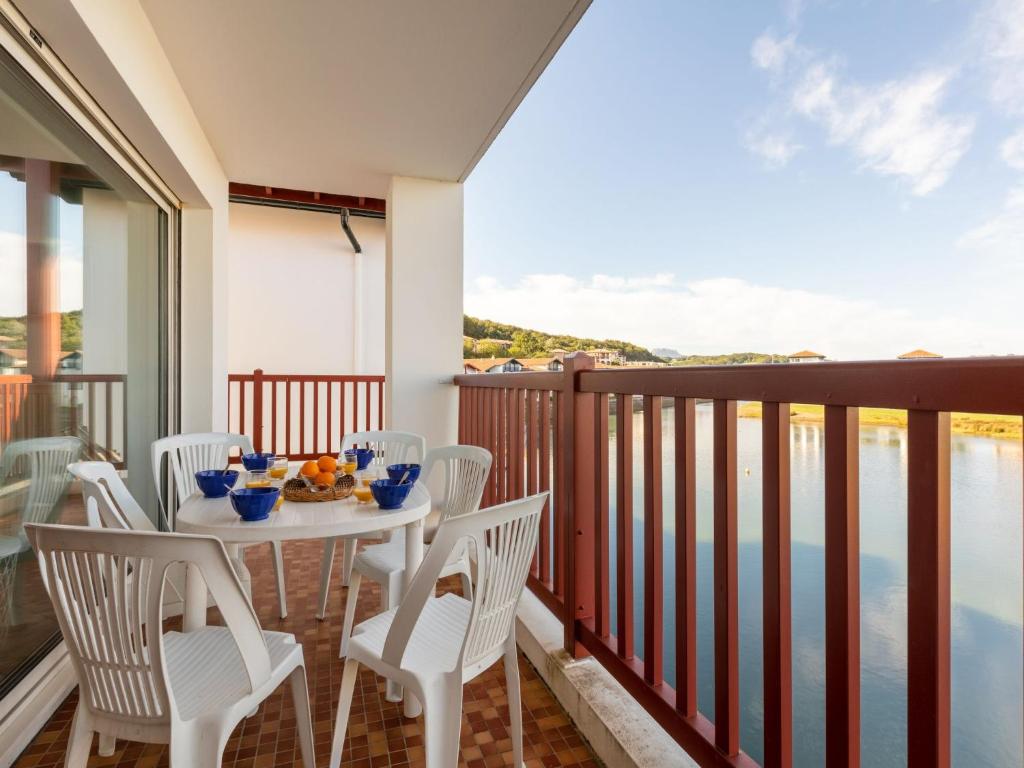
138,0 -> 587,198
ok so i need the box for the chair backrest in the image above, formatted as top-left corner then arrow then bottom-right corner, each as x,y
0,437 -> 82,544
382,492 -> 546,678
151,433 -> 253,529
26,523 -> 270,724
68,461 -> 155,532
421,446 -> 492,523
341,430 -> 425,468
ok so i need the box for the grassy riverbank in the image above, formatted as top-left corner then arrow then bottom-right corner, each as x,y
737,402 -> 1023,440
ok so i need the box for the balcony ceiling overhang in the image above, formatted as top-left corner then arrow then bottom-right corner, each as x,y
136,0 -> 588,198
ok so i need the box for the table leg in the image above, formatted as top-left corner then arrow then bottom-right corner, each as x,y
399,519 -> 425,717
183,563 -> 207,632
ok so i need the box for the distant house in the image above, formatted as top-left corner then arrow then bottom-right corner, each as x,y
0,347 -> 27,374
585,347 -> 626,366
59,350 -> 83,371
518,357 -> 563,372
898,349 -> 942,360
463,357 -> 524,374
548,348 -> 569,361
787,350 -> 826,363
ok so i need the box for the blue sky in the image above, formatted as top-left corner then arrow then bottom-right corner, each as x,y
464,0 -> 1024,359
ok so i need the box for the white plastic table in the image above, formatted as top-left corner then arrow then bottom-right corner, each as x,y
176,479 -> 431,716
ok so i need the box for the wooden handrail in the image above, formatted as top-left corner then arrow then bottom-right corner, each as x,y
228,369 -> 386,459
453,353 -> 1024,768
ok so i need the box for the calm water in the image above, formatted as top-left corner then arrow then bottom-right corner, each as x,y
602,403 -> 1023,767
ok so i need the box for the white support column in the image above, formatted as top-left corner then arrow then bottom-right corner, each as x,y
385,177 -> 462,450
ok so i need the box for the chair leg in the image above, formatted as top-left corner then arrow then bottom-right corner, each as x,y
169,725 -> 226,767
271,542 -> 288,619
422,684 -> 463,768
317,537 -> 336,620
339,571 -> 362,658
383,572 -> 403,703
341,538 -> 357,587
329,658 -> 360,768
504,636 -> 524,768
289,665 -> 316,768
98,733 -> 116,757
63,704 -> 93,768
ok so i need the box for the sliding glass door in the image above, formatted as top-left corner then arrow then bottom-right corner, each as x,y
0,47 -> 171,696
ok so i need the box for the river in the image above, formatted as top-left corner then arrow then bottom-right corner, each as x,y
603,403 -> 1023,766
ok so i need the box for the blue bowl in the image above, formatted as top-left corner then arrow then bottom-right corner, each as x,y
345,448 -> 374,471
370,479 -> 413,510
229,487 -> 280,521
241,452 -> 275,471
386,463 -> 421,485
195,469 -> 239,498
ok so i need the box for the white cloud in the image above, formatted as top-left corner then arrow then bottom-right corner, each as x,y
979,0 -> 1024,114
743,122 -> 802,168
464,273 -> 1019,360
0,230 -> 84,315
791,64 -> 974,195
957,184 -> 1024,257
751,31 -> 797,74
1000,128 -> 1024,169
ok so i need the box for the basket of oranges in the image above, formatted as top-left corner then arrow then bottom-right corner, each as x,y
281,455 -> 355,502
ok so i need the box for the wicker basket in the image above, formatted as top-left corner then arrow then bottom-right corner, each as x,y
281,473 -> 355,502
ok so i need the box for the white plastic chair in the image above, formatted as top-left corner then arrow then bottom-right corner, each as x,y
339,445 -> 491,657
330,492 -> 547,768
0,437 -> 82,626
26,523 -> 315,768
151,433 -> 288,618
316,430 -> 426,620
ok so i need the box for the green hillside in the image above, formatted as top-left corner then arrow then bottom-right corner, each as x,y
0,309 -> 81,350
463,316 -> 663,362
671,352 -> 783,366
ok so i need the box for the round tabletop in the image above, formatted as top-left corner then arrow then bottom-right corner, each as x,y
175,481 -> 431,543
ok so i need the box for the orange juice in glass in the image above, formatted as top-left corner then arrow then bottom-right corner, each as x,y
269,456 -> 288,480
353,485 -> 374,503
245,470 -> 271,488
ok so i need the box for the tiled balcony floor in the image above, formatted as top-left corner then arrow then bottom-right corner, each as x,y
13,536 -> 600,768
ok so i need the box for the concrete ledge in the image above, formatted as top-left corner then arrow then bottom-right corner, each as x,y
515,590 -> 698,768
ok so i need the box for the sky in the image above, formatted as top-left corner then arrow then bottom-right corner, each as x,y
463,0 -> 1024,360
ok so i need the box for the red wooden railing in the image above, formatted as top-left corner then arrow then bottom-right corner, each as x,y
1,373 -> 127,468
455,353 -> 1024,768
228,369 -> 385,459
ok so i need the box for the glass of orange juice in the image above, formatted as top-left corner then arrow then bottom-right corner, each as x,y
353,485 -> 374,504
245,469 -> 271,488
270,455 -> 289,480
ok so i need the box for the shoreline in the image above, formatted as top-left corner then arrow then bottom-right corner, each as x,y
737,402 -> 1023,440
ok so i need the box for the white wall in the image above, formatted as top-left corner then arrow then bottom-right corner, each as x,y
386,176 -> 462,450
227,202 -> 385,376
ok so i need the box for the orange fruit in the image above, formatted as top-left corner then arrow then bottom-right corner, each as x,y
314,471 -> 336,487
300,460 -> 319,478
317,455 -> 338,473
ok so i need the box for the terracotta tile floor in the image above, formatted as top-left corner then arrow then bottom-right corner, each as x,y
12,535 -> 601,768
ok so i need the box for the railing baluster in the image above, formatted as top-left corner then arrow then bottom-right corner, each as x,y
762,402 -> 792,767
498,388 -> 508,503
299,381 -> 306,456
482,388 -> 493,507
312,380 -> 319,455
594,393 -> 610,637
539,390 -> 552,585
616,393 -> 634,660
365,380 -> 371,433
643,395 -> 663,685
87,382 -> 96,458
326,380 -> 333,454
271,381 -> 278,454
907,410 -> 951,768
528,390 -> 539,498
713,398 -> 739,755
674,396 -> 697,716
340,381 -> 347,444
513,389 -> 525,499
824,405 -> 860,768
554,389 -> 565,598
104,382 -> 113,461
285,381 -> 292,457
352,379 -> 359,436
239,380 -> 246,442
377,380 -> 384,430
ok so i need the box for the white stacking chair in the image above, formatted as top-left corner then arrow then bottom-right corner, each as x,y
0,436 -> 82,626
330,492 -> 547,768
339,445 -> 491,657
151,433 -> 288,618
26,523 -> 315,768
316,430 -> 426,620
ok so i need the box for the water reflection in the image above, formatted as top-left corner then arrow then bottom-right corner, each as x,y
608,403 -> 1023,767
